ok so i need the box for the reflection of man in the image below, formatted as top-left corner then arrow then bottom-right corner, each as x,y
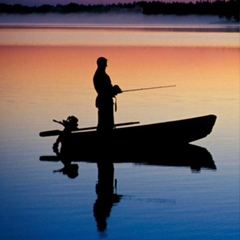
93,161 -> 122,233
93,57 -> 122,133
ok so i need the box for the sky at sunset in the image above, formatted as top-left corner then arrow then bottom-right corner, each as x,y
1,0 -> 194,6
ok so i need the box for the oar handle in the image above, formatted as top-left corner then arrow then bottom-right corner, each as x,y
39,130 -> 62,137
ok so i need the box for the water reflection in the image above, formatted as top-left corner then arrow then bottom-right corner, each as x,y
51,148 -> 122,233
43,143 -> 216,173
52,154 -> 79,179
94,160 -> 122,234
40,143 -> 216,233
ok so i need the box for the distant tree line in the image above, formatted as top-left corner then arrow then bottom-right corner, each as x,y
0,0 -> 239,22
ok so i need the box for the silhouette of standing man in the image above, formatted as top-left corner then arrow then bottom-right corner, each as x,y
93,57 -> 122,134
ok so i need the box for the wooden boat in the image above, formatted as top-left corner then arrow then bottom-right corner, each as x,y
40,144 -> 217,172
49,114 -> 217,159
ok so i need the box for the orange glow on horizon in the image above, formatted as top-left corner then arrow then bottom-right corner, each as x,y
0,45 -> 239,126
0,28 -> 239,48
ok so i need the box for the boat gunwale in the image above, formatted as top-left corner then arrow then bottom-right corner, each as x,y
70,114 -> 217,135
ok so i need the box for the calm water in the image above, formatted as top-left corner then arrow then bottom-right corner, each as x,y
0,15 -> 239,239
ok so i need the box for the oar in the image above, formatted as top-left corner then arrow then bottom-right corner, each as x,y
40,156 -> 60,161
39,121 -> 140,137
122,85 -> 176,93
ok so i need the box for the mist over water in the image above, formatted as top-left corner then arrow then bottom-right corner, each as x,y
0,13 -> 239,47
0,12 -> 234,25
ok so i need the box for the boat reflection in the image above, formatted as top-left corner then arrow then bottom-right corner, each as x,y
40,143 -> 216,233
52,149 -> 79,179
53,162 -> 79,179
41,143 -> 217,173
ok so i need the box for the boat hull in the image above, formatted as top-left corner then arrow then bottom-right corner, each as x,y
59,114 -> 217,158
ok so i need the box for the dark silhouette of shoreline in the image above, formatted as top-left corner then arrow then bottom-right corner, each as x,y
0,1 -> 239,22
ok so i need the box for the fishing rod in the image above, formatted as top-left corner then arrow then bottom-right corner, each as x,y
122,85 -> 176,93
